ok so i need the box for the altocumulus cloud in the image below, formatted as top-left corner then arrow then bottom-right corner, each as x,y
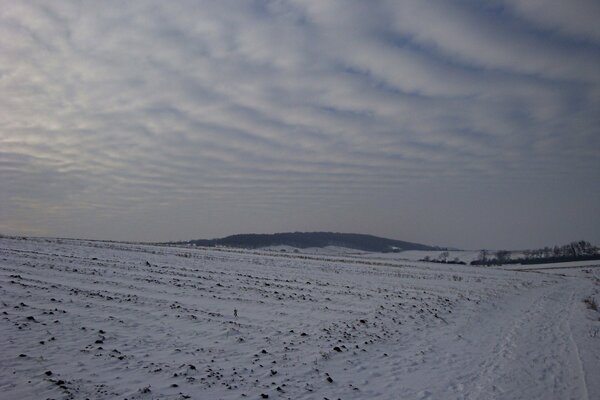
0,0 -> 599,248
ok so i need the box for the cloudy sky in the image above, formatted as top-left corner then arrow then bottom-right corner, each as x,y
1,0 -> 599,249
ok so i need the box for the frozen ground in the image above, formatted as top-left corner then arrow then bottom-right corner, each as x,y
1,237 -> 599,400
262,246 -> 480,264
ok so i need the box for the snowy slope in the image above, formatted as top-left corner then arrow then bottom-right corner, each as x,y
1,237 -> 598,400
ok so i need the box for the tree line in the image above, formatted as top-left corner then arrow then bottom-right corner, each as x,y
471,240 -> 600,266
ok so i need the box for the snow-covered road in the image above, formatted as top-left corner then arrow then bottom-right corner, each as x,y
402,278 -> 596,400
1,237 -> 598,399
466,282 -> 590,400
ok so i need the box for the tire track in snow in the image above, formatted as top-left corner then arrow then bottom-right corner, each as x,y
566,292 -> 590,400
464,282 -> 589,400
466,289 -> 544,400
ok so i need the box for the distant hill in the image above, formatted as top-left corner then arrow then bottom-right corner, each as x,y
173,232 -> 440,253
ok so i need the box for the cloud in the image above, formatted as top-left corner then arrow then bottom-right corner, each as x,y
0,0 -> 599,248
381,0 -> 600,84
503,0 -> 600,43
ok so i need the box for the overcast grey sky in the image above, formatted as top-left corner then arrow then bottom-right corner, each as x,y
1,0 -> 599,249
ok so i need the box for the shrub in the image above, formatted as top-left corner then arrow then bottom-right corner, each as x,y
583,296 -> 598,311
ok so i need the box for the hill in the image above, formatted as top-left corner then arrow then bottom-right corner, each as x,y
174,232 -> 440,252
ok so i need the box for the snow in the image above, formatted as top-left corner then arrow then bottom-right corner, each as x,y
262,245 -> 369,256
354,250 -> 482,264
1,237 -> 599,400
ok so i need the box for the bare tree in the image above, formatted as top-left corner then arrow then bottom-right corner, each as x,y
495,250 -> 511,264
478,250 -> 489,263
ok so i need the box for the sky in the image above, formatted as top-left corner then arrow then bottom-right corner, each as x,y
1,0 -> 599,250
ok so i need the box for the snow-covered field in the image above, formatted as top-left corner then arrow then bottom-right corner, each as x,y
1,237 -> 599,400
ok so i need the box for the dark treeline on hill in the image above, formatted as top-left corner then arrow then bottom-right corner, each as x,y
174,232 -> 440,253
471,240 -> 600,266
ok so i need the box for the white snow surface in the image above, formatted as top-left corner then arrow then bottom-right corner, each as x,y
1,237 -> 599,400
261,246 -> 481,264
262,245 -> 369,256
